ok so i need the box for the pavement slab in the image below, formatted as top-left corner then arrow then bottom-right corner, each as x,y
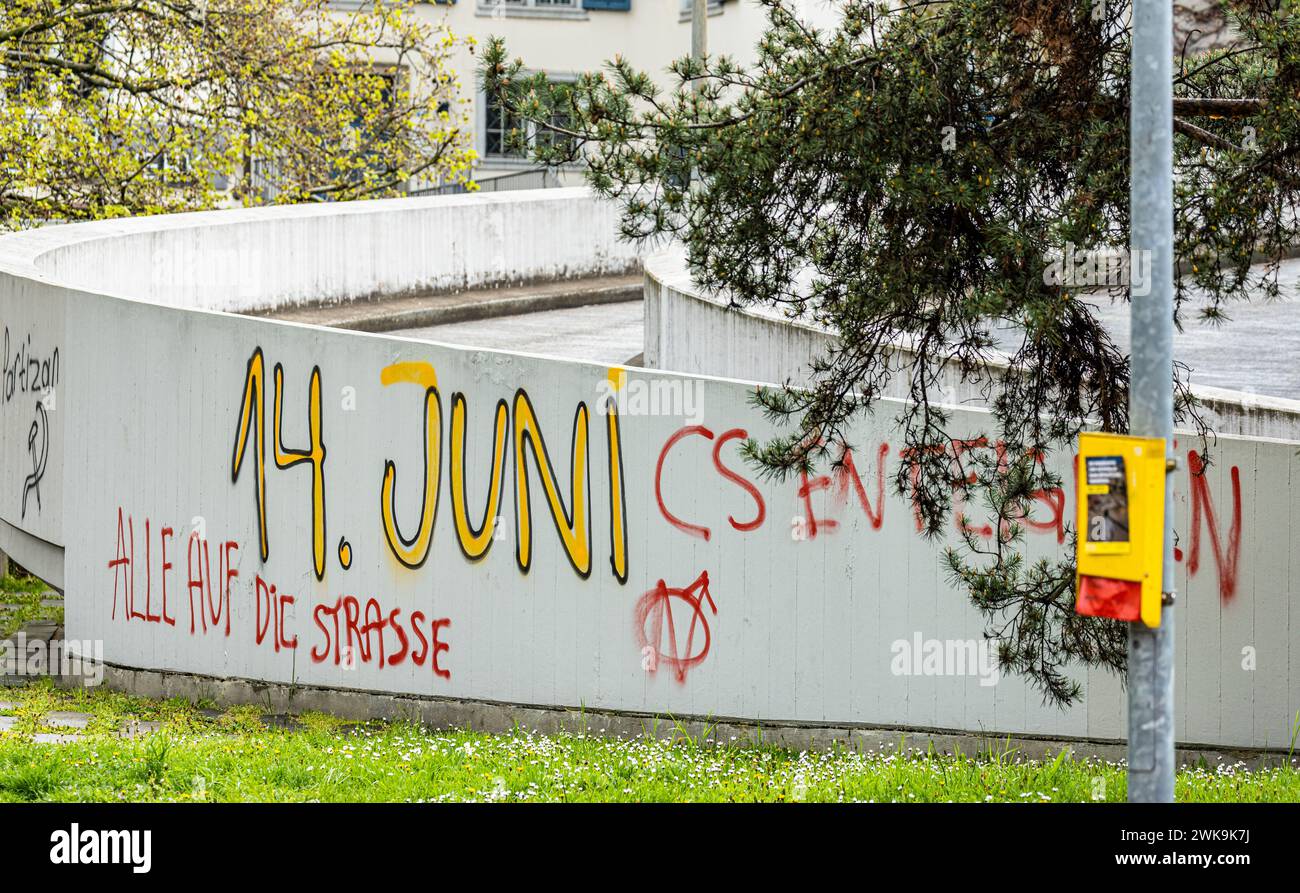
119,720 -> 162,738
32,733 -> 81,745
45,711 -> 91,729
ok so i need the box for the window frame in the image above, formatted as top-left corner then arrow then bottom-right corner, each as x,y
475,0 -> 589,20
477,74 -> 583,169
678,0 -> 723,23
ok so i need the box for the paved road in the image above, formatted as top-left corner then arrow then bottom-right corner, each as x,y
1085,290 -> 1300,401
389,300 -> 645,366
998,259 -> 1300,401
389,267 -> 1300,401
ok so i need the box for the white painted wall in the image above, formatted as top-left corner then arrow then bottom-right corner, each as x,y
0,189 -> 637,583
0,191 -> 1296,751
645,250 -> 1300,443
0,273 -> 66,586
24,189 -> 640,314
644,251 -> 1300,748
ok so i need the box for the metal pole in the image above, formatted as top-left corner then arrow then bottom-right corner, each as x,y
1128,0 -> 1176,803
691,0 -> 708,84
689,0 -> 708,191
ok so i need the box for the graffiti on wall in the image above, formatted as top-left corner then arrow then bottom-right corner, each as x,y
92,341 -> 1249,693
3,326 -> 58,520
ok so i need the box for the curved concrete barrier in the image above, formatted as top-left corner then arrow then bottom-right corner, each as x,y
645,250 -> 1300,442
0,189 -> 640,584
0,192 -> 1295,753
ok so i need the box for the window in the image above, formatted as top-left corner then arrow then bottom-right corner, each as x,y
482,82 -> 575,160
477,0 -> 588,18
678,0 -> 722,21
483,89 -> 526,158
328,0 -> 453,9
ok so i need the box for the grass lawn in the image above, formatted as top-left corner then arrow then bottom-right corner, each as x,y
0,681 -> 1297,802
0,574 -> 62,639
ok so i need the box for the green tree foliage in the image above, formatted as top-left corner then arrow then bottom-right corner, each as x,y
0,0 -> 476,227
482,0 -> 1295,703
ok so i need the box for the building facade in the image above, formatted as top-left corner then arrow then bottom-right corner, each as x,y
331,0 -> 840,187
330,0 -> 1231,190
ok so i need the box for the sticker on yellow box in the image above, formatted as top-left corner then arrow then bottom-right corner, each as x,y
1084,455 -> 1130,552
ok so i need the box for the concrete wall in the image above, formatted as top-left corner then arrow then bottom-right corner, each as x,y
0,189 -> 638,584
641,249 -> 1300,750
0,273 -> 66,585
644,250 -> 1300,443
1174,0 -> 1239,55
28,189 -> 640,315
0,191 -> 1297,751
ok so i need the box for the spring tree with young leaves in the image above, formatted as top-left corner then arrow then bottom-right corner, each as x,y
0,0 -> 476,228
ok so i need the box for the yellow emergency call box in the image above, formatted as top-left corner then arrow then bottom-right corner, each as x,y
1074,431 -> 1167,628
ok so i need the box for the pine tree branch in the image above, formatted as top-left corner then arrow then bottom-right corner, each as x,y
1174,117 -> 1245,152
1171,97 -> 1265,117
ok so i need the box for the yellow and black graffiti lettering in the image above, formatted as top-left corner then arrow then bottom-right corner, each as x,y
605,398 -> 628,584
231,349 -> 328,578
449,394 -> 509,561
380,362 -> 441,569
513,389 -> 591,578
273,362 -> 327,580
231,348 -> 269,562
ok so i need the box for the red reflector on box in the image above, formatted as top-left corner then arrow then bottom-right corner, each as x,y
1076,575 -> 1142,621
